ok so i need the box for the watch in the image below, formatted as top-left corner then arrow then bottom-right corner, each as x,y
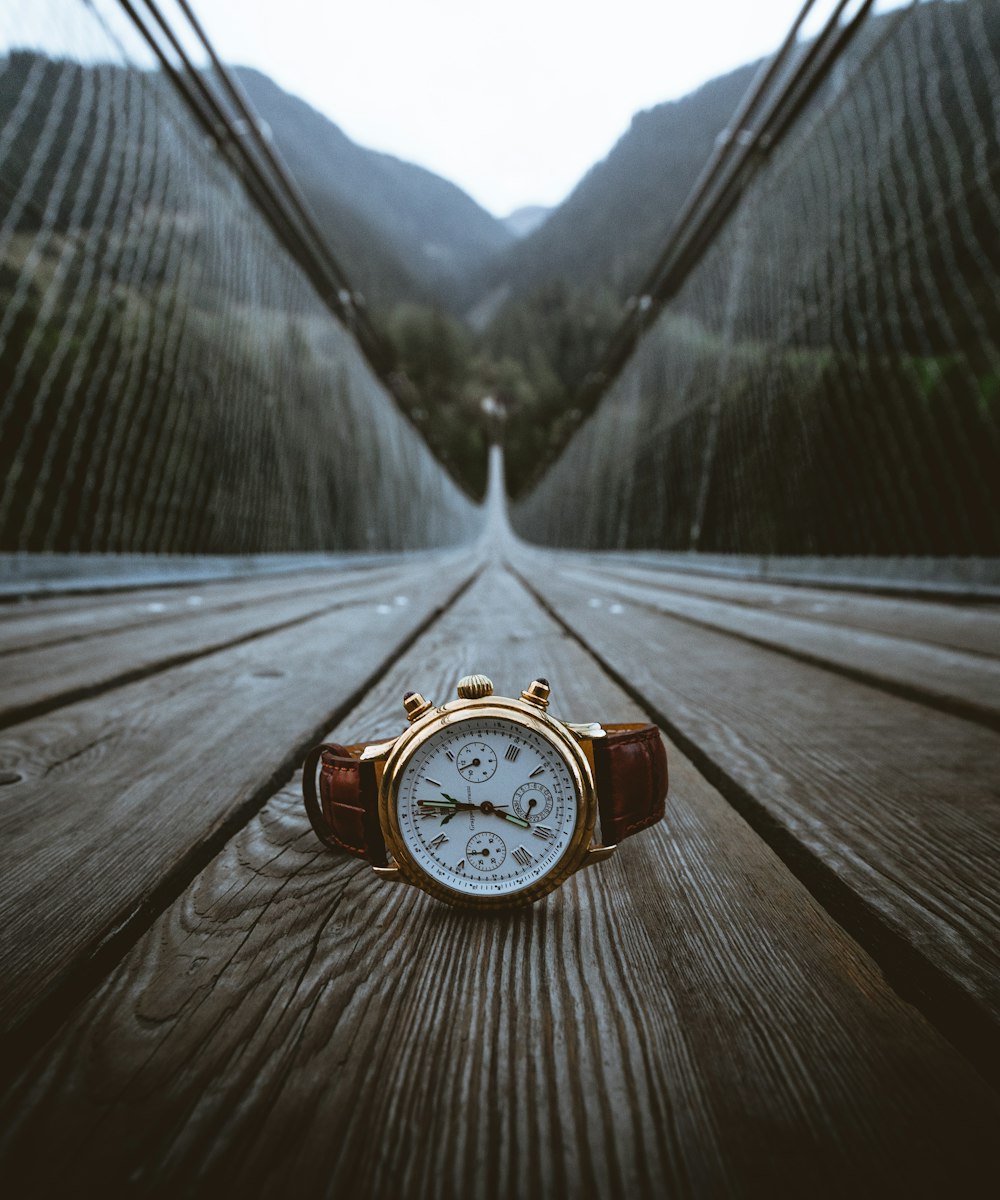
302,674 -> 668,908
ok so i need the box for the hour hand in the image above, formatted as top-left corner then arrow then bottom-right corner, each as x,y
496,809 -> 530,829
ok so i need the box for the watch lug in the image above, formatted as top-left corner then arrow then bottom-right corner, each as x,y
581,844 -> 617,868
359,736 -> 400,762
372,864 -> 406,882
565,722 -> 606,740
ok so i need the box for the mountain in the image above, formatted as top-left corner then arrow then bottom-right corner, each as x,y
234,68 -> 513,310
503,205 -> 552,239
464,61 -> 760,311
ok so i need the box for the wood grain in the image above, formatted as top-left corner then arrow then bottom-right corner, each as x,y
0,558 -> 464,727
568,554 -> 1000,657
3,567 -> 996,1198
550,560 -> 1000,727
520,559 -> 1000,1051
0,557 -> 446,654
0,558 -> 473,1037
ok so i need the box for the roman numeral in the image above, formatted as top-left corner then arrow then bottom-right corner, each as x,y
428,833 -> 448,849
533,825 -> 555,841
455,859 -> 466,872
504,745 -> 520,762
445,751 -> 455,762
529,765 -> 544,778
513,846 -> 534,867
425,777 -> 441,786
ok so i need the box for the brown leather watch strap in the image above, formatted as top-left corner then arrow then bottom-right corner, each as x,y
591,723 -> 668,845
302,742 -> 387,866
303,723 -> 667,862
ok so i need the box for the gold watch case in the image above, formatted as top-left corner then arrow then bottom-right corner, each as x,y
377,691 -> 600,909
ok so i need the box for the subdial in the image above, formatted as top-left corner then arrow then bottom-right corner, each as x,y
456,741 -> 497,783
512,782 -> 553,822
466,831 -> 506,871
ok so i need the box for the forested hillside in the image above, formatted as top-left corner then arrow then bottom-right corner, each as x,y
12,2 -> 979,505
235,68 -> 513,310
0,44 -> 767,500
467,61 -> 759,309
232,56 -> 791,499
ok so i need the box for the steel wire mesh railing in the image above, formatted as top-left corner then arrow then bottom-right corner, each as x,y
0,0 -> 479,554
512,0 -> 1000,561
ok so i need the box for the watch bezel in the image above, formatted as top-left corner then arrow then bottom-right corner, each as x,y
378,694 -> 597,908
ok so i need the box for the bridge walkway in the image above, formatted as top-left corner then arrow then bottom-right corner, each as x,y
1,499 -> 998,1194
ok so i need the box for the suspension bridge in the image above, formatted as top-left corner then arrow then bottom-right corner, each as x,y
1,0 -> 999,1195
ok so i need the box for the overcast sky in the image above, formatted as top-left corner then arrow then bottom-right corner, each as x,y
6,0 -> 904,217
184,0 -> 820,216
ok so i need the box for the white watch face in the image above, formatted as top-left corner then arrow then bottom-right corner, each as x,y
394,715 -> 580,899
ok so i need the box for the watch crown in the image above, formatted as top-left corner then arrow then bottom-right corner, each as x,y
403,691 -> 433,721
521,677 -> 550,709
456,673 -> 493,700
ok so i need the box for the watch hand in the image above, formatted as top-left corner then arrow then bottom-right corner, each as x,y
418,799 -> 477,815
496,810 -> 530,829
420,796 -> 526,828
474,799 -> 531,829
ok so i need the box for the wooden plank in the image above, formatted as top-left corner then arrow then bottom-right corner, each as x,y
0,551 -> 400,598
0,557 -> 464,728
517,559 -> 1000,1063
2,567 -> 997,1195
0,557 -> 475,1038
591,551 -> 1000,603
552,561 -> 1000,728
0,558 -> 424,653
563,553 -> 1000,657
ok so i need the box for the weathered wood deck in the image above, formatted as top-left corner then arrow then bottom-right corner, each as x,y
1,535 -> 999,1196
